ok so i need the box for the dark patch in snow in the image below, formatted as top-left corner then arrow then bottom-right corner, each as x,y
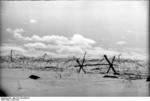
29,75 -> 40,80
146,76 -> 150,81
103,75 -> 118,78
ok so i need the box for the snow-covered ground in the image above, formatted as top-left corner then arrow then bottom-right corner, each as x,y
1,69 -> 149,96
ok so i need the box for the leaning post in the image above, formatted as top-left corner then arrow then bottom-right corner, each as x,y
10,49 -> 13,62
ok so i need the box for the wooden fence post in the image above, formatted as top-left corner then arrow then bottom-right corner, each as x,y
10,50 -> 13,62
76,52 -> 87,74
104,55 -> 119,75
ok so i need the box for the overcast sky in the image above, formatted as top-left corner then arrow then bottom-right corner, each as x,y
0,1 -> 148,59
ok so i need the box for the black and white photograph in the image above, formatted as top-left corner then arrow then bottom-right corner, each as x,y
0,0 -> 149,97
